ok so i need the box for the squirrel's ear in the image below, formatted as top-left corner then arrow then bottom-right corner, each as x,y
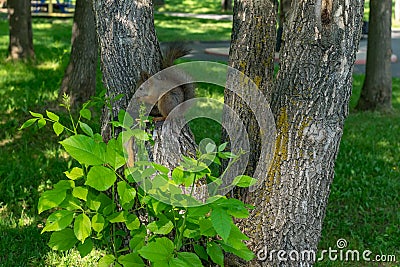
140,71 -> 151,82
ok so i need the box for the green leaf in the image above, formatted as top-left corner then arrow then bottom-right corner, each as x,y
199,218 -> 216,237
106,138 -> 126,170
176,252 -> 203,267
232,175 -> 257,188
129,227 -> 146,252
52,122 -> 64,136
29,111 -> 43,118
207,242 -> 224,266
85,166 -> 116,191
48,228 -> 78,251
125,214 -> 140,231
98,254 -> 115,267
117,181 -> 136,210
59,195 -> 81,211
152,163 -> 170,174
86,192 -> 101,211
54,180 -> 74,190
118,253 -> 145,267
60,135 -> 106,166
80,108 -> 92,120
79,121 -> 94,137
37,118 -> 46,129
64,167 -> 84,180
19,118 -> 38,130
38,188 -> 67,214
218,241 -> 254,261
205,143 -> 216,153
194,244 -> 208,261
138,237 -> 174,262
108,211 -> 127,223
172,167 -> 184,185
130,128 -> 149,141
72,186 -> 88,201
46,110 -> 59,121
91,213 -> 106,233
211,207 -> 232,241
147,219 -> 174,235
41,210 -> 74,233
78,238 -> 93,258
218,142 -> 227,152
74,213 -> 91,243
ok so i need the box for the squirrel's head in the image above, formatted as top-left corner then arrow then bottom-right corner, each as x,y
135,71 -> 176,103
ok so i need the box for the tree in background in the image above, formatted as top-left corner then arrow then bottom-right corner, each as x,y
223,0 -> 364,266
356,0 -> 392,112
7,0 -> 34,60
59,0 -> 97,107
221,0 -> 232,12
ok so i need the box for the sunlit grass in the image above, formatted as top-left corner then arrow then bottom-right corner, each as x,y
155,0 -> 228,14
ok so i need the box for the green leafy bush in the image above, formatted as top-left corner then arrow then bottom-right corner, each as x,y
20,95 -> 256,267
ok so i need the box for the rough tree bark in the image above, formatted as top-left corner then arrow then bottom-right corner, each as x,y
59,0 -> 98,107
356,0 -> 392,112
7,0 -> 35,60
92,1 -> 196,169
223,0 -> 364,266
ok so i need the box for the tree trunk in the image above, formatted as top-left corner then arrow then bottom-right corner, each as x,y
92,0 -> 196,168
356,0 -> 392,112
223,0 -> 364,266
92,0 -> 162,141
395,0 -> 400,22
221,0 -> 233,12
8,0 -> 34,60
59,0 -> 97,107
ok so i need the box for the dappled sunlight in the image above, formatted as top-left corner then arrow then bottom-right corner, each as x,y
37,60 -> 61,70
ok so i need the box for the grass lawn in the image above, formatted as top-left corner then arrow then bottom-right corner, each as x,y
0,10 -> 399,267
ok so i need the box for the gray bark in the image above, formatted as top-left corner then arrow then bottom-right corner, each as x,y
92,0 -> 162,141
59,0 -> 97,107
8,0 -> 34,60
356,0 -> 392,112
223,0 -> 364,266
92,0 -> 196,170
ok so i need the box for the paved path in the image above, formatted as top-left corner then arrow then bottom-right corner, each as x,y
159,12 -> 400,77
169,31 -> 400,77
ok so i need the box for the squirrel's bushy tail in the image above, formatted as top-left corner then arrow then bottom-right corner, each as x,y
162,43 -> 191,69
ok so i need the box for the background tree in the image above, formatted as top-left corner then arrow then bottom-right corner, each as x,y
7,0 -> 34,60
59,0 -> 98,107
223,0 -> 364,266
356,0 -> 392,111
221,0 -> 232,12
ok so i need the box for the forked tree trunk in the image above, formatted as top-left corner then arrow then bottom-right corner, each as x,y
8,0 -> 35,60
223,0 -> 364,266
356,0 -> 392,112
59,0 -> 97,107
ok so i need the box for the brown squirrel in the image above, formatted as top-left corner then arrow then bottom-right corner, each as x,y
135,43 -> 195,121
